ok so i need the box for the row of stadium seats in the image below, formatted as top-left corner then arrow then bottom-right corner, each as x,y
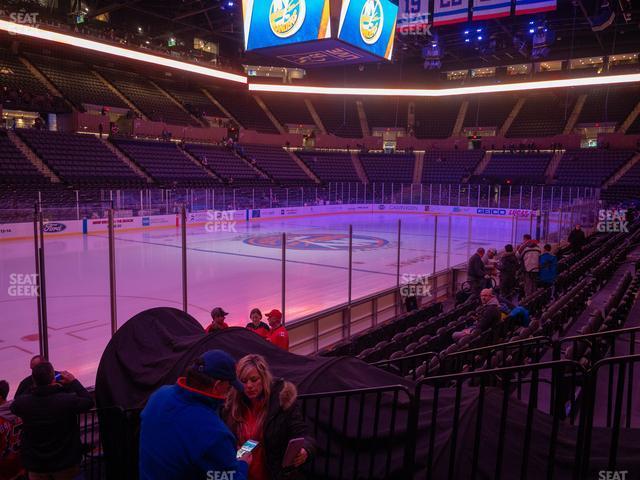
4,48 -> 640,136
368,222 -> 640,381
1,129 -> 637,194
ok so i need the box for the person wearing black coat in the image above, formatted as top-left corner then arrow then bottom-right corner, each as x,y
224,354 -> 314,480
568,224 -> 586,254
10,362 -> 94,478
467,248 -> 486,298
498,244 -> 520,299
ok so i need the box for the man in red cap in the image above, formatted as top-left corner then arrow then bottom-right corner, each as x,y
206,307 -> 229,333
266,309 -> 289,351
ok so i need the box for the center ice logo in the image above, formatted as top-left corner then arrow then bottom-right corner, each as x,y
244,233 -> 388,251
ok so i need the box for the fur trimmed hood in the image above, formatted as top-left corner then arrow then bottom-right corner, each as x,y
275,379 -> 297,411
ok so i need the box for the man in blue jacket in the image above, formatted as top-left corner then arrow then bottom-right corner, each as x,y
139,350 -> 251,480
539,244 -> 558,294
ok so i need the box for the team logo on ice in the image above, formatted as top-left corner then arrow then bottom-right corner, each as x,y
244,233 -> 388,251
360,0 -> 384,45
269,0 -> 306,38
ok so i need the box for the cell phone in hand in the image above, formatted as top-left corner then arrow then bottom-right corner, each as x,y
281,437 -> 305,468
54,371 -> 62,382
237,439 -> 259,459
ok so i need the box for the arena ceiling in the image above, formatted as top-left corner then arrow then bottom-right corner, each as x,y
34,0 -> 640,75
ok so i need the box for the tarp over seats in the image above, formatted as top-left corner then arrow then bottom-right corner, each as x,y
95,307 -> 419,479
95,307 -> 640,480
95,307 -> 412,410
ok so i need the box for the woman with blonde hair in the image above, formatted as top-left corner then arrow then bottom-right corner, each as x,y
223,355 -> 313,480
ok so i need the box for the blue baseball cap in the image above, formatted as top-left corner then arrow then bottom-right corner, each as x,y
199,350 -> 243,392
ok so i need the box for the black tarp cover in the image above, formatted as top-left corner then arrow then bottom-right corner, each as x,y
95,308 -> 640,479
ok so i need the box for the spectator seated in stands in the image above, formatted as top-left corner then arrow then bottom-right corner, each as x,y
246,308 -> 270,339
223,355 -> 314,480
266,309 -> 289,351
1,379 -> 26,480
207,307 -> 230,333
452,289 -> 501,342
10,363 -> 94,480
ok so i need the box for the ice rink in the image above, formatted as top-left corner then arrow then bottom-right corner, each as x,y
0,211 -> 536,395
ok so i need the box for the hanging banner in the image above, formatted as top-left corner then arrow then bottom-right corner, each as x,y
473,0 -> 512,20
515,0 -> 556,15
397,0 -> 430,31
433,0 -> 469,27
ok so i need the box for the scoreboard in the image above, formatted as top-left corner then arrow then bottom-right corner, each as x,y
243,0 -> 332,51
242,0 -> 398,66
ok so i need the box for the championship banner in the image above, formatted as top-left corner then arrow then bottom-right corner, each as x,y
514,0 -> 556,15
396,0 -> 430,30
433,0 -> 469,27
473,0 -> 512,20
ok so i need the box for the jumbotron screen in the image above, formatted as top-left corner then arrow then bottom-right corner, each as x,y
337,0 -> 398,60
243,0 -> 398,62
242,0 -> 332,51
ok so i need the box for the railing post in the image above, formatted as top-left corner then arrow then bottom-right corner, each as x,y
108,209 -> 118,336
181,206 -> 188,313
282,232 -> 286,324
519,186 -> 523,209
403,392 -> 419,478
466,216 -> 473,260
446,215 -> 452,269
33,204 -> 48,360
348,225 -> 353,306
432,215 -> 439,276
396,219 -> 402,288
